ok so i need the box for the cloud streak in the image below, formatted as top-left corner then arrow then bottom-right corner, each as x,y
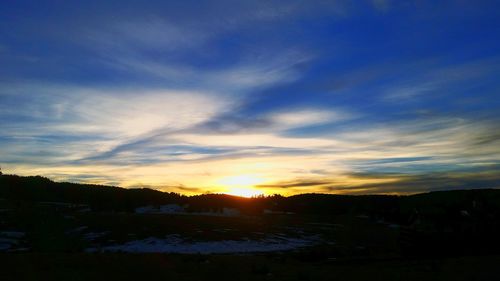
1,1 -> 499,195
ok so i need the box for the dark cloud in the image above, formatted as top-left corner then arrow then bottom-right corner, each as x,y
258,180 -> 333,189
325,171 -> 500,195
192,115 -> 273,134
152,184 -> 215,194
257,165 -> 500,195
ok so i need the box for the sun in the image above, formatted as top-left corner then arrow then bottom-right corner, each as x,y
217,175 -> 265,198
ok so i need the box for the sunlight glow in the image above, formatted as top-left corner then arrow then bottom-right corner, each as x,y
217,175 -> 265,197
224,187 -> 264,198
217,175 -> 264,187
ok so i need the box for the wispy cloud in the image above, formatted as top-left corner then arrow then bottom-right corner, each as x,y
1,0 -> 499,195
257,166 -> 500,195
269,108 -> 353,128
382,58 -> 500,102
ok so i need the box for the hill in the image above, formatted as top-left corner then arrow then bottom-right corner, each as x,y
1,173 -> 500,219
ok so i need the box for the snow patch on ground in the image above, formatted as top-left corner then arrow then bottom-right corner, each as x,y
0,243 -> 11,251
87,234 -> 321,254
84,231 -> 110,240
0,231 -> 25,251
65,226 -> 88,234
0,231 -> 25,238
0,237 -> 18,249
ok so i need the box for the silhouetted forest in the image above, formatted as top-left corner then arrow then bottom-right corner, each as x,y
1,174 -> 500,220
2,173 -> 500,257
0,175 -> 500,262
2,174 -> 500,217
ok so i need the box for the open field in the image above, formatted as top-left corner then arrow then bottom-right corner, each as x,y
0,198 -> 397,256
2,198 -> 500,280
1,175 -> 500,279
2,253 -> 500,281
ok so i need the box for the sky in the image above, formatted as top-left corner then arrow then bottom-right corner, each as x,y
1,0 -> 499,196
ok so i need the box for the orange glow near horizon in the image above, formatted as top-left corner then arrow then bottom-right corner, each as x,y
224,187 -> 264,198
10,163 -> 492,196
217,175 -> 266,197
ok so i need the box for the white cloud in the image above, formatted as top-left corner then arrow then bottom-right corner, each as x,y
381,58 -> 500,102
106,49 -> 311,93
173,133 -> 338,149
269,108 -> 351,128
0,83 -> 237,164
70,89 -> 231,137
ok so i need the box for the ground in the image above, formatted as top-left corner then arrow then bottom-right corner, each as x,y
1,253 -> 500,281
1,198 -> 500,280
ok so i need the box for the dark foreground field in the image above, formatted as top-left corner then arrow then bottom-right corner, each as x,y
2,253 -> 500,281
1,174 -> 500,280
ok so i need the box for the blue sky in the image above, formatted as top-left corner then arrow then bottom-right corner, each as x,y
1,0 -> 499,195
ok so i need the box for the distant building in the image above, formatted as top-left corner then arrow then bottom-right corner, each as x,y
134,204 -> 242,217
135,204 -> 185,214
263,209 -> 294,215
222,207 -> 241,217
159,204 -> 185,213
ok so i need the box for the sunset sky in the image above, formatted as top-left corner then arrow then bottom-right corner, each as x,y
1,1 -> 499,196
